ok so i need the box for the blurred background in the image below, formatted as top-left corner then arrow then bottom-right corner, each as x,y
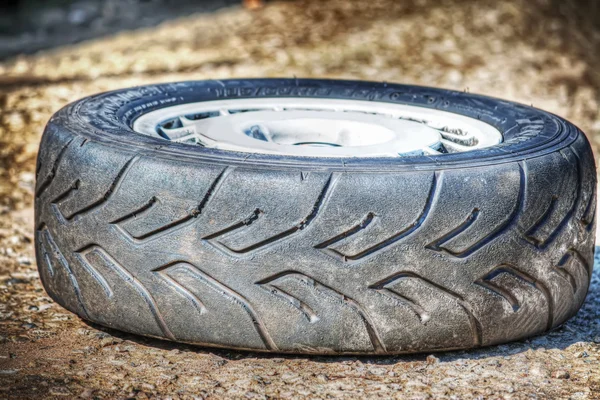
1,1 -> 600,398
1,0 -> 600,209
1,0 -> 600,208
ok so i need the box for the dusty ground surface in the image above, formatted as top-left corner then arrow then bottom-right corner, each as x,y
0,0 -> 600,398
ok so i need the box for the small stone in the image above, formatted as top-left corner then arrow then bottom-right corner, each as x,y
5,277 -> 27,285
426,355 -> 439,364
38,304 -> 53,312
141,383 -> 156,392
114,372 -> 128,380
552,370 -> 570,379
100,337 -> 120,347
528,362 -> 550,378
593,336 -> 600,344
49,386 -> 71,396
369,367 -> 387,376
0,369 -> 19,375
17,256 -> 31,266
79,388 -> 94,399
157,374 -> 177,385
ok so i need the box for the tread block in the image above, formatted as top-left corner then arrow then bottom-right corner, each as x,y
111,162 -> 228,242
153,262 -> 273,350
521,151 -> 578,248
310,172 -> 436,264
474,266 -> 551,344
201,169 -> 334,257
548,249 -> 591,324
40,140 -> 134,222
36,225 -> 89,318
73,245 -> 170,339
256,271 -> 383,353
424,163 -> 523,258
369,272 -> 481,350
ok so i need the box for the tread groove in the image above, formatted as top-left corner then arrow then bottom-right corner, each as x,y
36,223 -> 54,277
76,244 -> 175,340
572,147 -> 596,232
523,196 -> 558,245
202,208 -> 263,241
50,180 -> 80,224
258,271 -> 386,353
370,271 -> 482,346
554,248 -> 591,290
523,147 -> 582,250
38,225 -> 90,319
61,156 -> 139,222
476,265 -> 554,330
204,173 -> 339,256
429,162 -> 525,258
35,137 -> 76,198
314,212 -> 376,261
314,172 -> 438,264
73,247 -> 114,298
154,261 -> 277,350
110,196 -> 158,225
257,281 -> 319,324
113,167 -> 231,243
426,208 -> 479,252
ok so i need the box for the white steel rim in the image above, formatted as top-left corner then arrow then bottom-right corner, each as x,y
132,98 -> 503,157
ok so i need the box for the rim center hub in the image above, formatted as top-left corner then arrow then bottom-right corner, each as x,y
200,110 -> 441,157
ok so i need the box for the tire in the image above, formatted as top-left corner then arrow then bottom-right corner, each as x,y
35,79 -> 596,354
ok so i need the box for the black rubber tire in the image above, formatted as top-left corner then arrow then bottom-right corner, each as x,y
35,79 -> 596,354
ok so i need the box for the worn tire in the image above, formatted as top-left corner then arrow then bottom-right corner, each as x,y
35,79 -> 596,354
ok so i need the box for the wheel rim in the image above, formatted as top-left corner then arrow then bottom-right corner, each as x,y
132,98 -> 503,157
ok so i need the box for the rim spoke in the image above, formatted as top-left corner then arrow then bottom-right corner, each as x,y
441,139 -> 473,153
422,146 -> 441,155
438,131 -> 477,147
179,116 -> 197,126
172,133 -> 202,143
159,125 -> 196,140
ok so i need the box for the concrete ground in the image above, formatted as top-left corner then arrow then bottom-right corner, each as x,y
0,0 -> 599,398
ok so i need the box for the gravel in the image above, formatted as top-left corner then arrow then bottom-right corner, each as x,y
0,0 -> 599,398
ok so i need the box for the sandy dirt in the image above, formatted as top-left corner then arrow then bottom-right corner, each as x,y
0,0 -> 599,398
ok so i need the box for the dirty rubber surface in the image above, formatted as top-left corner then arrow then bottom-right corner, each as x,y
0,0 -> 599,398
